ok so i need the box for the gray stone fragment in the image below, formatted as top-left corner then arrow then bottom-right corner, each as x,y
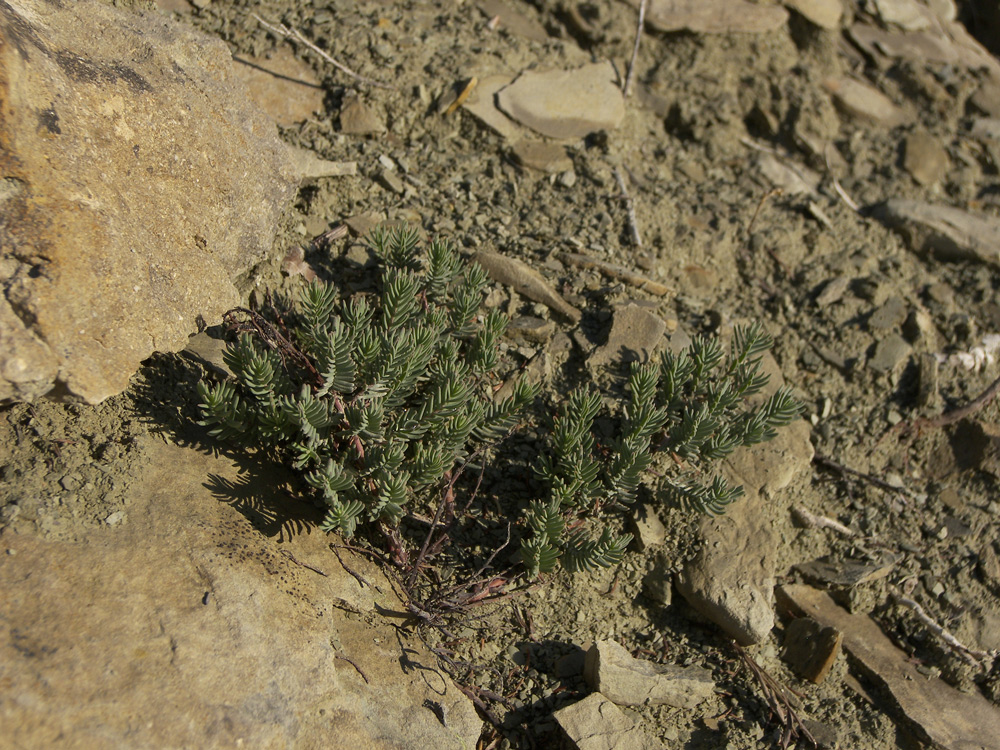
554,693 -> 662,750
873,199 -> 1000,267
583,640 -> 715,708
785,0 -> 842,29
511,140 -> 573,173
232,47 -> 325,127
496,62 -> 625,139
183,329 -> 233,378
848,24 -> 959,65
376,169 -> 406,194
815,276 -> 850,306
508,316 -> 555,343
869,334 -> 912,373
902,132 -> 950,186
629,503 -> 666,551
638,0 -> 789,33
969,76 -> 1000,117
824,77 -> 908,126
781,616 -> 842,684
477,0 -> 549,43
868,297 -> 908,332
870,0 -> 933,30
339,96 -> 386,135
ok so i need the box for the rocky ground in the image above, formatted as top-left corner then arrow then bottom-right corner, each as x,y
4,0 -> 1000,748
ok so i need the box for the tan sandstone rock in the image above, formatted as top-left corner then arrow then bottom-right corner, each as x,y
0,441 -> 481,749
0,0 -> 297,403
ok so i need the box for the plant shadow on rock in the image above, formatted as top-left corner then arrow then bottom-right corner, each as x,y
130,351 -> 324,541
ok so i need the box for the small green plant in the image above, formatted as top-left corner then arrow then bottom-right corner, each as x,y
521,323 -> 802,578
197,226 -> 538,538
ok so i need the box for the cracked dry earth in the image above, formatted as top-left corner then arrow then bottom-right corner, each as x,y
4,0 -> 1000,748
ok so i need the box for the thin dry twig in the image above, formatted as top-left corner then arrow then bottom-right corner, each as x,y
914,372 -> 1000,431
746,187 -> 782,239
335,652 -> 370,683
331,545 -> 370,589
732,641 -> 817,749
614,166 -> 642,248
279,548 -> 328,576
813,452 -> 912,503
824,143 -> 860,213
892,590 -> 995,668
883,371 -> 1000,457
558,251 -> 671,296
623,0 -> 648,97
253,14 -> 393,89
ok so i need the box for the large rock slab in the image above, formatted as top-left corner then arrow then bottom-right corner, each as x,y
0,1 -> 297,403
0,442 -> 480,749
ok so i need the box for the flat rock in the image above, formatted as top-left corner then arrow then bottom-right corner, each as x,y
869,333 -> 912,372
232,46 -> 326,127
815,276 -> 850,306
583,640 -> 715,708
757,152 -> 820,196
461,74 -> 523,140
868,296 -> 908,331
286,146 -> 358,180
824,76 -> 908,126
496,62 -> 625,139
848,24 -> 959,65
508,315 -> 556,343
554,693 -> 663,750
872,198 -> 1000,267
869,0 -> 933,30
0,0 -> 297,403
339,96 -> 386,135
473,251 -> 581,322
796,557 -> 896,588
971,117 -> 1000,143
512,139 -> 573,173
629,502 -> 666,551
781,616 -> 842,684
783,0 -> 842,29
969,75 -> 1000,117
477,0 -> 549,43
677,370 -> 814,645
0,442 -> 481,749
902,132 -> 950,186
588,303 -> 667,369
777,584 -> 1000,750
639,0 -> 789,33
